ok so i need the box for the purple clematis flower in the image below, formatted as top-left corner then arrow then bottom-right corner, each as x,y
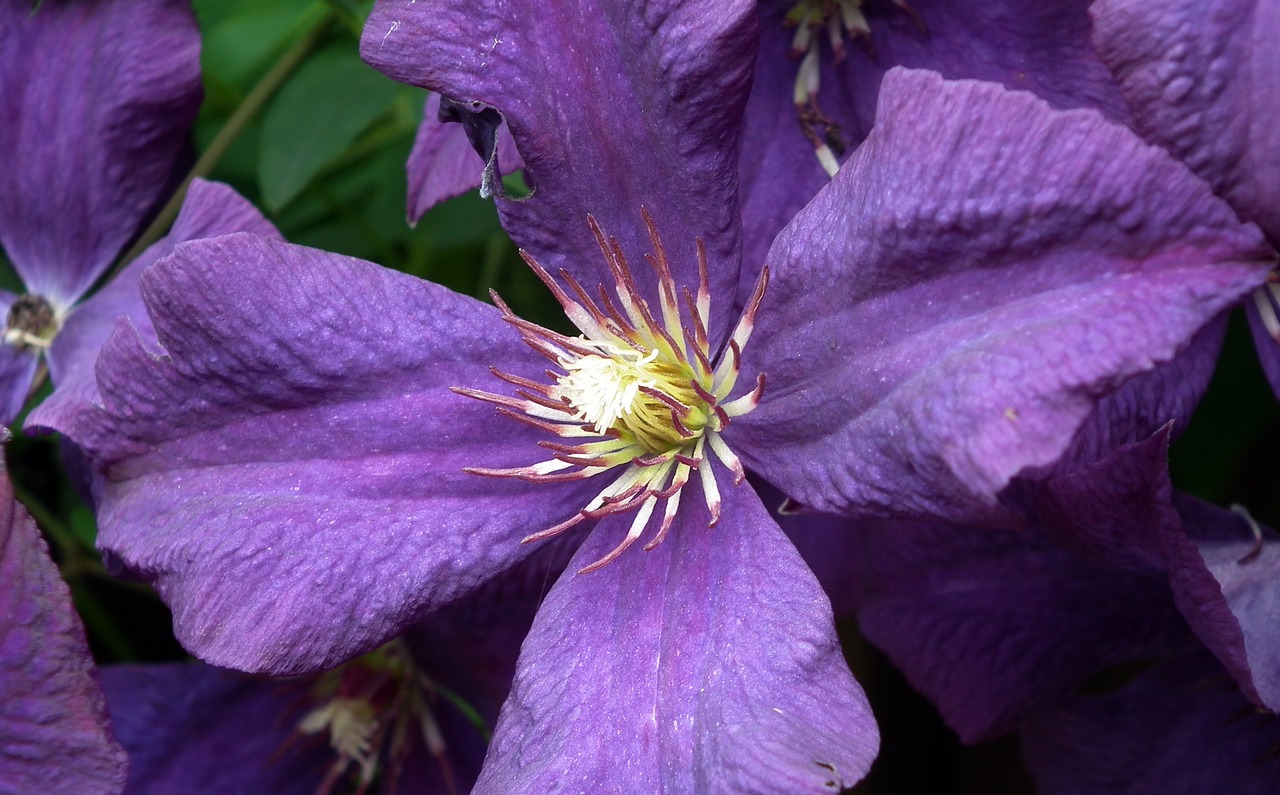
1090,0 -> 1280,394
0,451 -> 125,794
46,0 -> 1275,790
0,0 -> 201,424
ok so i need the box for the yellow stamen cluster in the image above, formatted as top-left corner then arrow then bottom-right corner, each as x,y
455,210 -> 768,573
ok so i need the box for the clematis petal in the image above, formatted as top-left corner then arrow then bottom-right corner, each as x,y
1020,651 -> 1280,794
848,514 -> 1186,743
732,69 -> 1271,524
360,0 -> 757,333
0,465 -> 125,793
407,94 -> 526,222
738,0 -> 1131,299
30,179 -> 281,436
0,0 -> 201,307
65,234 -> 597,675
1173,495 -> 1280,711
1092,0 -> 1280,243
0,294 -> 40,423
101,664 -> 327,795
475,482 -> 877,794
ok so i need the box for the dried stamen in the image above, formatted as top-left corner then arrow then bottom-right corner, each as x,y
3,293 -> 61,351
456,210 -> 768,573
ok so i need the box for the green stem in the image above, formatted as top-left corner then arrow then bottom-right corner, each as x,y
12,480 -> 81,562
108,10 -> 337,277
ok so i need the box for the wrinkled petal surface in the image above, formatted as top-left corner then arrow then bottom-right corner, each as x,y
732,69 -> 1271,523
407,93 -> 526,221
1021,651 -> 1280,795
31,179 -> 281,435
1093,0 -> 1280,243
0,468 -> 125,793
362,0 -> 757,334
0,0 -> 201,306
738,0 -> 1130,297
69,234 -> 596,675
476,482 -> 877,794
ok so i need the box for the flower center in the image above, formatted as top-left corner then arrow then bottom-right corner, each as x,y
3,293 -> 60,351
296,641 -> 465,795
455,210 -> 768,573
784,0 -> 925,176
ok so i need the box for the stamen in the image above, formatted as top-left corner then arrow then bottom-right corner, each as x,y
458,214 -> 767,570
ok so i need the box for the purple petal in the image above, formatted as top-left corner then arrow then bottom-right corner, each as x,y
739,0 -> 1131,301
361,0 -> 757,334
1020,651 -> 1280,795
30,179 -> 281,436
1174,496 -> 1280,711
0,293 -> 41,423
0,0 -> 201,307
0,467 -> 125,793
476,482 -> 878,794
407,94 -> 526,221
101,664 -> 326,795
1245,289 -> 1280,400
731,69 -> 1271,524
1092,0 -> 1280,243
849,514 -> 1186,742
67,234 -> 597,675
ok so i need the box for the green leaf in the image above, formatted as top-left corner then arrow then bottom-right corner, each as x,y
258,45 -> 402,211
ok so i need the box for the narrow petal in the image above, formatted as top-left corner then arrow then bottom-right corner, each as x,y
0,467 -> 125,793
1021,651 -> 1280,795
1093,0 -> 1280,243
31,179 -> 281,436
361,0 -> 757,334
407,94 -> 526,221
0,0 -> 202,306
66,234 -> 596,675
732,69 -> 1271,524
476,482 -> 877,794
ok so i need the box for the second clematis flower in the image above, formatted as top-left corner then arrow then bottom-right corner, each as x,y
49,0 -> 1274,790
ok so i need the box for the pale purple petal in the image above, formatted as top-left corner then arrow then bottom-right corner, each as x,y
0,467 -> 125,793
739,0 -> 1131,298
1039,430 -> 1280,711
1174,496 -> 1280,711
361,0 -> 758,333
407,94 -> 526,221
731,69 -> 1271,524
476,482 -> 878,794
1021,651 -> 1280,794
65,234 -> 597,675
1093,0 -> 1280,243
0,0 -> 201,306
849,514 -> 1186,742
30,179 -> 281,436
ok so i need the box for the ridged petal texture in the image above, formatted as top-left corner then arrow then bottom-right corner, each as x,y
732,69 -> 1271,524
475,481 -> 878,794
71,234 -> 598,675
